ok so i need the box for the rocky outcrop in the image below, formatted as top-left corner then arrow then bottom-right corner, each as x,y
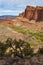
35,6 -> 43,21
19,12 -> 25,17
24,6 -> 35,20
19,6 -> 43,21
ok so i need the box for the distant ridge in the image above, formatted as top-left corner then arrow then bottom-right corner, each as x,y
0,15 -> 17,18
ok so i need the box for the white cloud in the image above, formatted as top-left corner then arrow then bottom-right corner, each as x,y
0,10 -> 23,16
0,0 -> 43,16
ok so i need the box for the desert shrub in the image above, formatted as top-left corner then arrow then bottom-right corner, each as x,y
0,38 -> 34,57
5,38 -> 13,47
0,38 -> 13,57
0,42 -> 7,57
13,39 -> 33,57
38,47 -> 43,54
22,43 -> 33,56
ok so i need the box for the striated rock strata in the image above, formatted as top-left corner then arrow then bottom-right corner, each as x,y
19,6 -> 43,21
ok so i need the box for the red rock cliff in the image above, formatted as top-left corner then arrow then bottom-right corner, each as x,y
19,6 -> 43,21
24,6 -> 35,20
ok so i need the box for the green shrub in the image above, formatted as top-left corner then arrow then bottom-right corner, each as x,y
0,42 -> 7,56
0,38 -> 34,57
22,43 -> 33,56
38,47 -> 43,54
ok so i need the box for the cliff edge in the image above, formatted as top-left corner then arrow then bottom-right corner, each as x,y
19,6 -> 43,21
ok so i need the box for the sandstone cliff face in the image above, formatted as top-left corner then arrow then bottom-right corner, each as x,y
35,6 -> 43,21
19,6 -> 43,21
24,6 -> 35,20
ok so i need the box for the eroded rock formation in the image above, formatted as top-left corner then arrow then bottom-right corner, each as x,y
19,6 -> 43,21
24,6 -> 35,20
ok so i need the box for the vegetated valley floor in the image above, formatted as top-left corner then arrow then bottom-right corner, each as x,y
0,17 -> 43,65
0,17 -> 43,51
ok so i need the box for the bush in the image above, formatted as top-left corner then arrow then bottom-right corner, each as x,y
0,42 -> 7,56
22,43 -> 33,56
0,38 -> 34,57
38,47 -> 43,54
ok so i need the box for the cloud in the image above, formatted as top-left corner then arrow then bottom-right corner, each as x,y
0,0 -> 43,10
0,10 -> 23,16
0,0 -> 43,15
0,0 -> 26,9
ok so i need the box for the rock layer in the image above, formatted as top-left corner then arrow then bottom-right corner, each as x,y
19,6 -> 43,21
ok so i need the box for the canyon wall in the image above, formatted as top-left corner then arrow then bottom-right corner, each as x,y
24,6 -> 35,20
19,6 -> 43,21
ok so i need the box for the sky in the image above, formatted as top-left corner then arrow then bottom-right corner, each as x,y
0,0 -> 43,16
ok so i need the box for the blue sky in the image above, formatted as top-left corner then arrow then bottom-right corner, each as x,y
0,0 -> 43,16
